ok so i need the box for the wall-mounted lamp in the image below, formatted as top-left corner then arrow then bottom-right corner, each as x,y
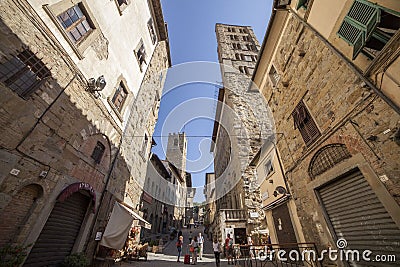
273,186 -> 289,197
87,75 -> 106,98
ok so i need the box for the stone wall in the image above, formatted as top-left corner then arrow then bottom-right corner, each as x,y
264,14 -> 400,251
0,0 -> 169,261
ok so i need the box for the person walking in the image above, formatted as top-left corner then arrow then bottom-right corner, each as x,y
225,234 -> 234,265
198,232 -> 204,260
212,237 -> 222,267
190,236 -> 198,265
178,229 -> 183,240
188,231 -> 193,243
176,236 -> 183,262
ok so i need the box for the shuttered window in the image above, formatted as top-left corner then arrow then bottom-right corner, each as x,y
292,100 -> 321,147
296,0 -> 309,10
337,0 -> 381,59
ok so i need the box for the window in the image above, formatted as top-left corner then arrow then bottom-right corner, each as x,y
243,55 -> 252,61
135,41 -> 147,71
264,159 -> 274,176
0,49 -> 50,98
91,141 -> 105,164
57,4 -> 93,43
148,18 -> 157,44
239,66 -> 245,73
296,0 -> 310,10
117,0 -> 128,6
337,0 -> 399,60
111,82 -> 128,112
269,65 -> 280,87
235,53 -> 241,60
292,100 -> 321,146
141,134 -> 149,157
174,138 -> 178,146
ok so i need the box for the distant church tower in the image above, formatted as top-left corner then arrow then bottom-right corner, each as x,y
166,132 -> 188,179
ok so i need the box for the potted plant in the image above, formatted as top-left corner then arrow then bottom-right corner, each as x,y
60,252 -> 89,267
0,243 -> 31,267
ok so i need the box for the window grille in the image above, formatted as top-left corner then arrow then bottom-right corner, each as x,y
308,144 -> 351,179
0,49 -> 50,98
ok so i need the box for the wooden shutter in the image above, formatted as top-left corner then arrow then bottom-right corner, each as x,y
337,0 -> 380,59
296,0 -> 308,9
347,0 -> 380,38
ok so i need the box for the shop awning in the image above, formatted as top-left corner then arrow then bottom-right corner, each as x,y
125,205 -> 152,230
100,202 -> 134,250
100,202 -> 152,250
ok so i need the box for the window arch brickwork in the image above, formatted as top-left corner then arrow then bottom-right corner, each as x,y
308,144 -> 351,179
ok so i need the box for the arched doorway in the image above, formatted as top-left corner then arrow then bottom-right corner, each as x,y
0,184 -> 43,246
23,191 -> 91,266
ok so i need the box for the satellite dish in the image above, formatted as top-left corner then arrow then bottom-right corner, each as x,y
275,186 -> 287,195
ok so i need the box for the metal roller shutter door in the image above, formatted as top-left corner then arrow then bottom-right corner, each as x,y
23,192 -> 90,267
318,170 -> 400,266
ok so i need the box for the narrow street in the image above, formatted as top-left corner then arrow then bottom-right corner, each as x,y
122,226 -> 221,266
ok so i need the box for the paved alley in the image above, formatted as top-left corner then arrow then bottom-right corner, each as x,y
121,226 -> 226,267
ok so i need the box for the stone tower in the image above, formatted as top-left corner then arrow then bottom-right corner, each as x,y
216,24 -> 259,76
212,24 -> 275,240
166,132 -> 188,179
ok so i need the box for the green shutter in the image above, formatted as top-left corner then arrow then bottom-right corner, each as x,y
337,0 -> 380,59
296,0 -> 308,10
338,21 -> 365,59
347,0 -> 380,39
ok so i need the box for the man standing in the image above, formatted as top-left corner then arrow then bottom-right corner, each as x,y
188,231 -> 193,243
198,232 -> 204,260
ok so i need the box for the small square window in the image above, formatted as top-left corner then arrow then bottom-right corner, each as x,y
269,65 -> 280,87
57,4 -> 94,44
148,18 -> 157,44
91,141 -> 105,164
135,41 -> 147,71
265,159 -> 274,176
111,82 -> 128,112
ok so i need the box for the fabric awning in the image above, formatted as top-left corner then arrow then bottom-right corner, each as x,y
100,202 -> 134,249
100,202 -> 152,249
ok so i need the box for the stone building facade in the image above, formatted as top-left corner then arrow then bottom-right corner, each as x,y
211,24 -> 275,244
0,0 -> 170,265
252,0 -> 400,266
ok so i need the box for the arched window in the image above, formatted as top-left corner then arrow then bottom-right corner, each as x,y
309,144 -> 351,179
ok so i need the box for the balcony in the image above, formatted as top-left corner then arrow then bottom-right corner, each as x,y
220,209 -> 246,221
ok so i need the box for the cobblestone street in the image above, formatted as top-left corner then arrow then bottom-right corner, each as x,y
121,227 -> 225,267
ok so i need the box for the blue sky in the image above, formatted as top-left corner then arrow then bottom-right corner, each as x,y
151,0 -> 273,203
